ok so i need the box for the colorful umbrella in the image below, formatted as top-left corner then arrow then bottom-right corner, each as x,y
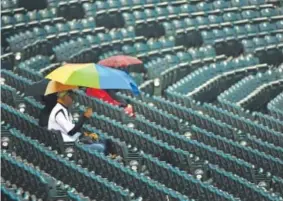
98,55 -> 145,73
45,63 -> 140,95
25,79 -> 78,97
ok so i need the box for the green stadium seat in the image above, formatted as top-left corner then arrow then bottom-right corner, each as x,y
14,13 -> 29,25
163,22 -> 175,36
244,24 -> 259,37
276,20 -> 283,29
134,42 -> 150,55
249,0 -> 265,5
123,13 -> 136,26
81,17 -> 96,30
253,37 -> 267,47
144,8 -> 158,20
213,0 -> 231,10
196,16 -> 210,26
1,15 -> 16,27
201,30 -> 215,45
208,15 -> 223,24
241,10 -> 260,20
156,7 -> 169,21
68,20 -> 84,32
122,45 -> 137,55
223,12 -> 241,22
223,27 -> 237,39
231,0 -> 249,7
172,19 -> 186,30
183,18 -> 197,29
212,29 -> 226,40
259,22 -> 276,33
242,39 -> 256,53
176,51 -> 192,62
260,8 -> 279,18
166,5 -> 181,19
264,35 -> 279,45
38,8 -> 55,20
133,10 -> 146,22
196,2 -> 213,12
43,24 -> 58,35
82,2 -> 96,16
180,4 -> 196,14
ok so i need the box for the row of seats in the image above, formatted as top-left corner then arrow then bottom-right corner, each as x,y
5,128 -> 131,201
83,105 -> 259,185
252,112 -> 283,134
208,164 -> 280,201
1,184 -> 24,201
202,103 -> 283,147
53,27 -> 144,62
16,61 -> 60,82
139,94 -> 283,160
3,3 -> 278,53
6,18 -> 104,52
140,153 -> 237,201
64,0 -> 276,27
127,6 -> 282,28
2,104 -> 193,200
242,34 -> 283,53
167,55 -> 260,98
191,125 -> 283,178
155,54 -> 227,95
1,151 -> 56,200
5,118 -> 185,201
1,0 -> 19,10
119,93 -> 281,183
1,8 -> 57,27
14,54 -> 56,81
17,54 -> 50,70
267,92 -> 283,120
218,69 -> 283,108
74,144 -> 190,201
6,5 -> 280,54
144,45 -> 218,78
134,114 -> 261,183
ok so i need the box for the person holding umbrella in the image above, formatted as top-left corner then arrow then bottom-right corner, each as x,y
45,62 -> 140,152
26,79 -> 106,153
48,90 -> 106,153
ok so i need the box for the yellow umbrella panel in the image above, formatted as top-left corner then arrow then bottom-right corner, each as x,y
44,81 -> 78,96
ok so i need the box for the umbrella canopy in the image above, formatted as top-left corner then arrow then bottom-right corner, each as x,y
45,63 -> 140,95
98,55 -> 145,73
25,79 -> 78,97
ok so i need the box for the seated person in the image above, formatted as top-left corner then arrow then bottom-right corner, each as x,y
47,90 -> 105,153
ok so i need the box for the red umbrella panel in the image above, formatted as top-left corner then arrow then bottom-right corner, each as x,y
98,55 -> 145,73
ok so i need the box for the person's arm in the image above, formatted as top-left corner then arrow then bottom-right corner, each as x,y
68,114 -> 87,135
55,112 -> 87,136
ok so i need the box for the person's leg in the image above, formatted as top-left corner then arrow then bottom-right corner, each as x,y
84,143 -> 105,153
